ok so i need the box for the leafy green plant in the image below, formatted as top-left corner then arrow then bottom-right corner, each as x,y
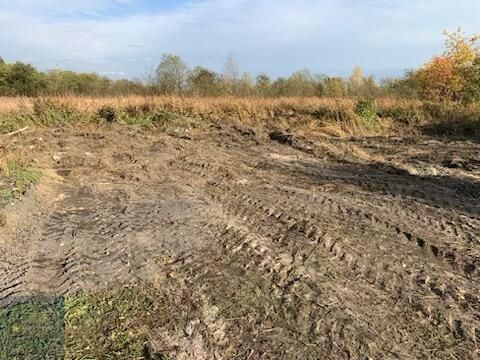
0,189 -> 14,202
354,99 -> 378,128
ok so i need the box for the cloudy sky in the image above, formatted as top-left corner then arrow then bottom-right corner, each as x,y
0,0 -> 478,79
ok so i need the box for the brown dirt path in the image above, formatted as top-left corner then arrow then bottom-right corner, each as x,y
0,124 -> 479,358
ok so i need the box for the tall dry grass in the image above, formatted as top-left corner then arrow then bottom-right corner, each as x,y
0,96 -> 478,139
0,96 -> 421,115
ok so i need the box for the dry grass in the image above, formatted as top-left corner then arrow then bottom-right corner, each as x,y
0,96 -> 410,136
0,96 -> 418,118
0,96 -> 478,139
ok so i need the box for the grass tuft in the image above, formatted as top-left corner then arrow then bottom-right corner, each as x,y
3,160 -> 42,184
0,160 -> 42,205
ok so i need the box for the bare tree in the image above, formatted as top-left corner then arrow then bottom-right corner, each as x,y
223,54 -> 239,94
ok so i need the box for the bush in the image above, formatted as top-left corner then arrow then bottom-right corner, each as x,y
97,106 -> 117,123
354,99 -> 378,128
32,99 -> 77,125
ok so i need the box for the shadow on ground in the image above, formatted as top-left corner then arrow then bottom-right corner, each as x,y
265,157 -> 480,218
421,119 -> 480,144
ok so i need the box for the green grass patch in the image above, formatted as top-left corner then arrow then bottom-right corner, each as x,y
122,114 -> 154,126
32,99 -> 79,126
0,189 -> 14,203
0,286 -> 175,359
64,287 -> 158,359
0,297 -> 66,359
0,99 -> 81,134
3,160 -> 42,184
0,160 -> 42,205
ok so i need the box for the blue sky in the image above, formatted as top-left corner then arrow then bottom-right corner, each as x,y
0,0 -> 479,79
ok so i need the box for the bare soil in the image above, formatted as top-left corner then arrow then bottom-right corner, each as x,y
1,123 -> 479,359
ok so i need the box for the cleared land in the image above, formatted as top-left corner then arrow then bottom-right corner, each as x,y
0,111 -> 479,358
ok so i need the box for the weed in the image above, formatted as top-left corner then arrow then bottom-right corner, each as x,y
152,110 -> 179,125
123,115 -> 154,126
0,95 -> 478,138
312,104 -> 354,122
97,106 -> 117,122
32,98 -> 78,125
0,189 -> 14,202
64,286 -> 172,359
354,99 -> 378,128
3,160 -> 42,184
0,160 -> 42,201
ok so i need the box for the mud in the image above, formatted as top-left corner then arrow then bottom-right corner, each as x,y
1,124 -> 479,359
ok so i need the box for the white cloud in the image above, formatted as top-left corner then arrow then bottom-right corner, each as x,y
0,0 -> 479,78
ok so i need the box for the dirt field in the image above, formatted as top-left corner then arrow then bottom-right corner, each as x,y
0,122 -> 479,359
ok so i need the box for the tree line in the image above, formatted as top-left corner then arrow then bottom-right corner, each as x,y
0,55 -> 388,98
1,29 -> 479,101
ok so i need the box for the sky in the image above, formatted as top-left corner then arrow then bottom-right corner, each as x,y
0,0 -> 479,80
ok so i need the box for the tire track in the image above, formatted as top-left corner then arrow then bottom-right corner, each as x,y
173,156 -> 480,344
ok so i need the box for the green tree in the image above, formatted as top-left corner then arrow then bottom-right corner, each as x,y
255,73 -> 272,96
155,54 -> 189,95
381,70 -> 421,99
0,58 -> 9,95
187,66 -> 221,96
5,62 -> 46,96
323,77 -> 346,97
461,56 -> 480,103
235,72 -> 254,96
287,69 -> 317,96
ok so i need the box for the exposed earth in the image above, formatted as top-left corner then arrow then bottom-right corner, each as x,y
0,122 -> 479,359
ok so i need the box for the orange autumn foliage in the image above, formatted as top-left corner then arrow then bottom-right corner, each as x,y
416,56 -> 465,101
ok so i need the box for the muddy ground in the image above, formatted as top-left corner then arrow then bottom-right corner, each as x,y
0,122 -> 479,359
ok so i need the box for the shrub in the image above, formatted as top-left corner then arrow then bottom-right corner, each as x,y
97,106 -> 117,123
354,99 -> 378,128
32,99 -> 77,125
461,57 -> 480,104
